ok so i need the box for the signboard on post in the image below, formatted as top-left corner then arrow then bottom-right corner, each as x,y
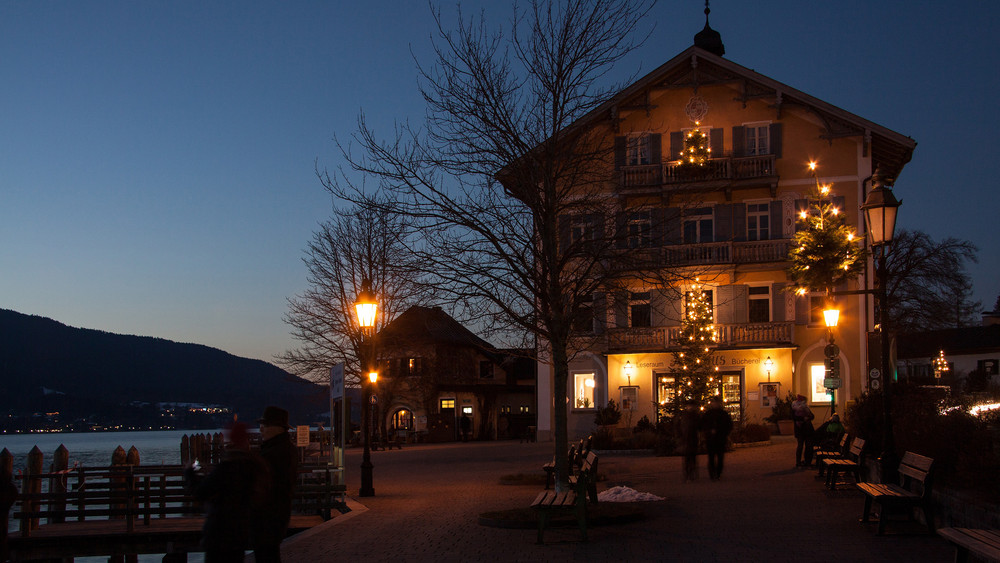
296,425 -> 310,447
330,364 -> 344,401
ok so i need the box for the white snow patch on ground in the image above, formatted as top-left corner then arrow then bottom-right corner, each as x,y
597,486 -> 664,502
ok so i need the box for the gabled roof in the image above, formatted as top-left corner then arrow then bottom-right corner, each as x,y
377,306 -> 495,353
581,45 -> 917,181
897,325 -> 1000,360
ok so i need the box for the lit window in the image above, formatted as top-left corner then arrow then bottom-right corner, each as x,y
748,285 -> 770,323
573,373 -> 596,409
683,207 -> 714,244
747,202 -> 770,241
745,123 -> 770,155
627,211 -> 652,248
627,133 -> 652,166
440,398 -> 455,410
630,291 -> 651,328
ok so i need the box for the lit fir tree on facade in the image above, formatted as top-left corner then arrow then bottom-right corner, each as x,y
670,284 -> 720,411
787,162 -> 866,297
680,123 -> 711,169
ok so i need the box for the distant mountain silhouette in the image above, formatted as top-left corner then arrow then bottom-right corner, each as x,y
0,309 -> 325,426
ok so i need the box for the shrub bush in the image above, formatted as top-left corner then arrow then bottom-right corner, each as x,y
633,415 -> 656,434
731,422 -> 771,443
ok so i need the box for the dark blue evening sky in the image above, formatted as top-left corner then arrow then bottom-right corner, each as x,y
2,1 -> 997,362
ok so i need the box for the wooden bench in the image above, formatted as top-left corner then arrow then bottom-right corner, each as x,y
531,451 -> 598,544
857,451 -> 935,535
938,527 -> 1000,563
814,433 -> 850,477
543,436 -> 590,490
823,437 -> 865,489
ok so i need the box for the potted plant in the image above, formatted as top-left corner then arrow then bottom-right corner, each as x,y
764,392 -> 795,435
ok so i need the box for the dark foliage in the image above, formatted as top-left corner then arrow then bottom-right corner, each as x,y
846,384 -> 1000,501
633,415 -> 656,434
763,391 -> 795,423
594,399 -> 622,427
731,423 -> 771,443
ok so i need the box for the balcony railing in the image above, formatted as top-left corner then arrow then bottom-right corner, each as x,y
659,239 -> 789,266
606,322 -> 794,353
621,154 -> 776,188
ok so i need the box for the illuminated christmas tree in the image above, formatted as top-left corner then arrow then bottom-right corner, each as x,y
680,124 -> 711,170
670,284 -> 720,410
787,162 -> 866,296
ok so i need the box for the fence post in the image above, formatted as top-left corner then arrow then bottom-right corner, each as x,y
22,446 -> 43,534
50,445 -> 69,524
1,448 -> 14,560
180,434 -> 190,466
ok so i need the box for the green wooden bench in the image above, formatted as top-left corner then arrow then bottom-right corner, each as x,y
531,451 -> 598,544
814,433 -> 849,477
938,527 -> 1000,563
857,451 -> 934,535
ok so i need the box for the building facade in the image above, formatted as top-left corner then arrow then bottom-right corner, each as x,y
375,306 -> 535,442
535,27 -> 916,441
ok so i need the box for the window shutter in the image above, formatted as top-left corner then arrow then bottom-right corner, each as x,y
732,202 -> 747,242
732,126 -> 745,157
650,134 -> 662,164
769,123 -> 783,158
614,292 -> 629,329
794,293 -> 808,325
716,285 -> 735,323
710,128 -> 724,156
661,289 -> 683,327
594,293 -> 607,335
614,136 -> 626,169
715,204 -> 733,242
669,131 -> 683,161
770,200 -> 783,240
771,283 -> 786,322
651,207 -> 665,246
733,285 -> 749,324
615,211 -> 627,249
559,214 -> 571,253
664,207 -> 682,245
793,199 -> 808,232
651,290 -> 667,327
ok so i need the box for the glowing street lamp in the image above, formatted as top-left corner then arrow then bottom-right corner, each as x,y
763,356 -> 773,382
862,167 -> 902,480
354,279 -> 378,497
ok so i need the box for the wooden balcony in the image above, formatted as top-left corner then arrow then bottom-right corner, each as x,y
606,322 -> 794,353
621,154 -> 776,188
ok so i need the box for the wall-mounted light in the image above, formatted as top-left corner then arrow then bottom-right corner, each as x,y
764,356 -> 774,382
623,360 -> 634,386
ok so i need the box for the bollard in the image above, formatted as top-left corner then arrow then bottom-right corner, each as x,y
212,432 -> 223,464
22,446 -> 43,533
50,445 -> 69,524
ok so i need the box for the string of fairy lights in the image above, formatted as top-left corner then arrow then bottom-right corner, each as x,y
670,279 -> 721,410
787,161 -> 866,297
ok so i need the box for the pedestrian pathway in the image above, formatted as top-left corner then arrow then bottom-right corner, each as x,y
272,437 -> 955,562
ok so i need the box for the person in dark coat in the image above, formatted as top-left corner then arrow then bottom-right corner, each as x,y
678,400 -> 702,482
186,422 -> 266,563
701,395 -> 734,480
253,406 -> 298,563
459,413 -> 472,442
792,394 -> 816,467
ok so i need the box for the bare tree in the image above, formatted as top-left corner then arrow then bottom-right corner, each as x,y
324,0 -> 658,489
277,198 -> 426,385
886,229 -> 980,333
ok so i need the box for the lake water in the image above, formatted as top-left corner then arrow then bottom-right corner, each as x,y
1,429 -> 221,471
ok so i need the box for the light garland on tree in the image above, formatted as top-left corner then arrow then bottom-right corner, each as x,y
680,121 -> 711,168
670,280 -> 720,411
787,162 -> 866,296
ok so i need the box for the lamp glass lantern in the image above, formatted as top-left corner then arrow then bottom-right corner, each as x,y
354,282 -> 378,335
763,356 -> 773,381
823,307 -> 840,329
861,170 -> 901,246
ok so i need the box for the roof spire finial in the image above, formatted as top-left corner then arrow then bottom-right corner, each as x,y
694,0 -> 725,57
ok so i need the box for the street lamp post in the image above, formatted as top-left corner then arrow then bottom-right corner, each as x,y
355,280 -> 378,497
862,168 -> 901,481
823,302 -> 841,414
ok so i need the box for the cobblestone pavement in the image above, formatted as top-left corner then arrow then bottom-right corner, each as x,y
271,436 -> 955,562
